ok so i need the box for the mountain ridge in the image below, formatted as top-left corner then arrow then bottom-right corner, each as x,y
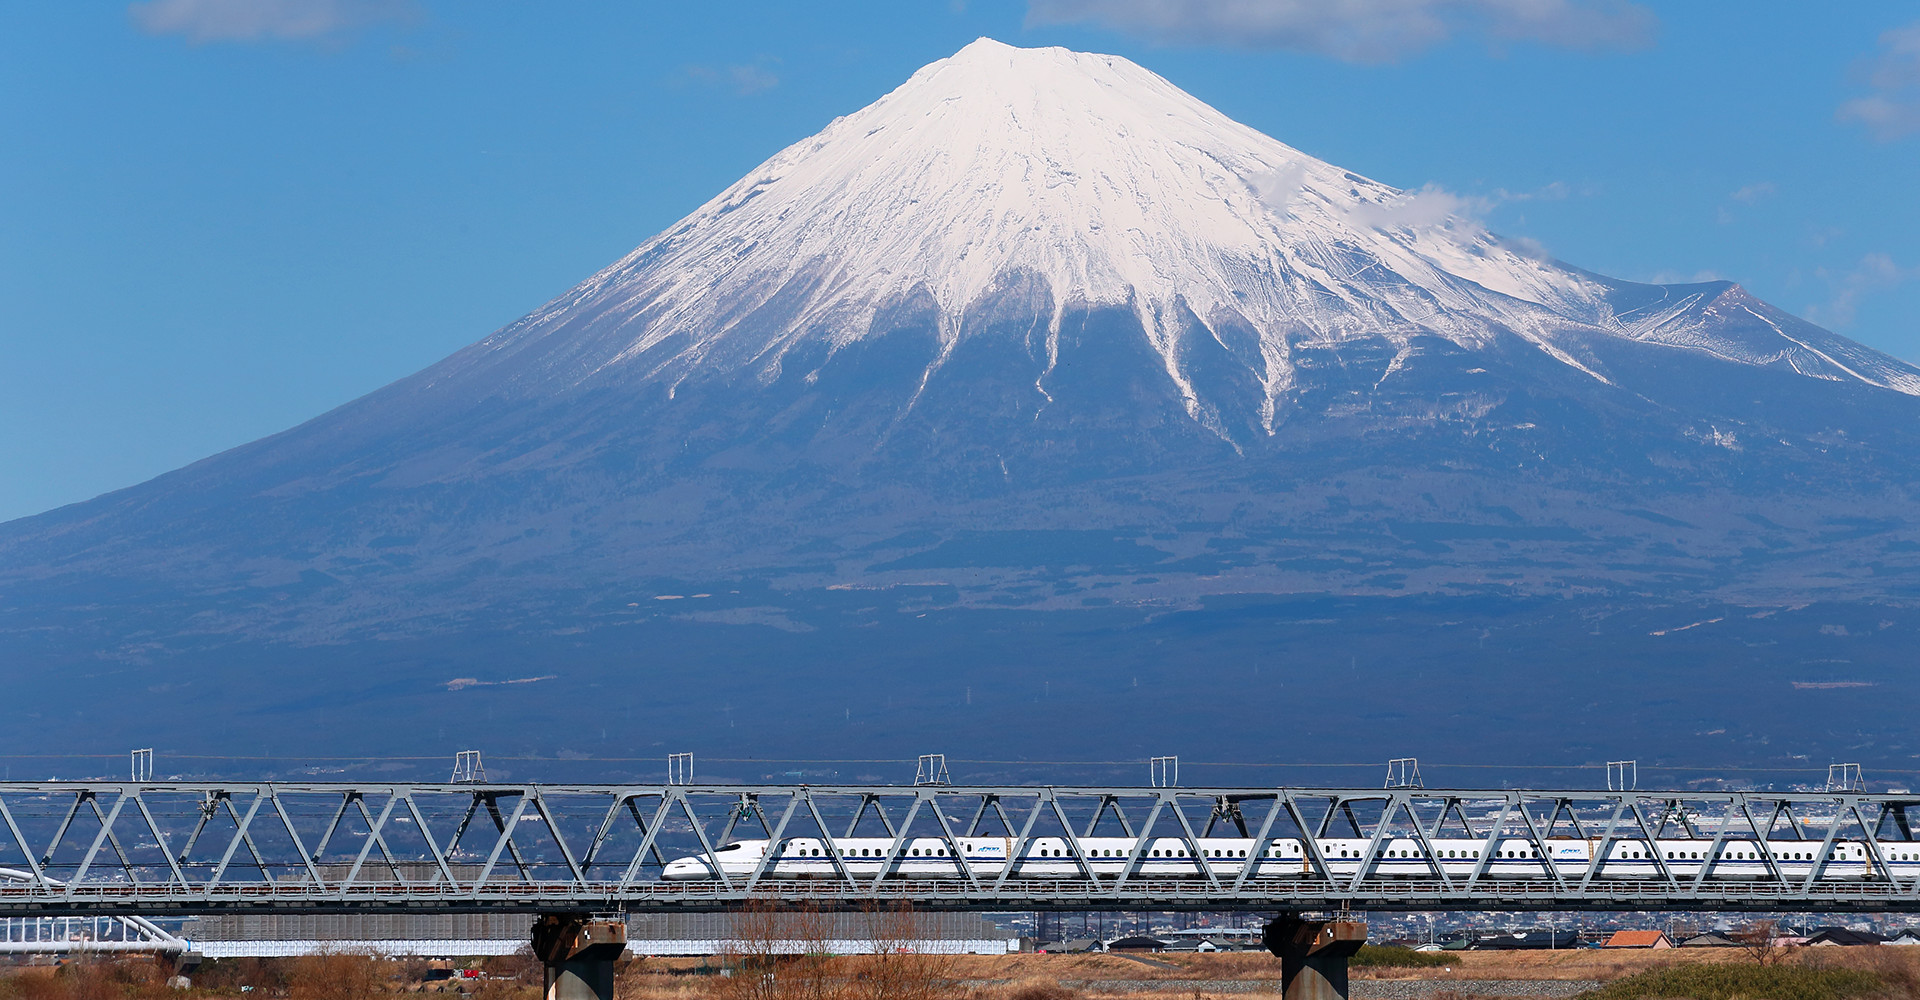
3,38 -> 1919,671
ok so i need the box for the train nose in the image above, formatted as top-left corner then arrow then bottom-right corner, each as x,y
663,858 -> 703,881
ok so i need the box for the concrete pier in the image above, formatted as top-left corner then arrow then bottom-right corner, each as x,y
531,914 -> 627,1000
1264,915 -> 1367,1000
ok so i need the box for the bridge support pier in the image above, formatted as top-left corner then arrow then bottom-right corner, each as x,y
531,913 -> 627,1000
1264,915 -> 1367,1000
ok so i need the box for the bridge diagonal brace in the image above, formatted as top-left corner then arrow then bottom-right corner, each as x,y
1772,801 -> 1807,841
39,791 -> 89,868
310,792 -> 356,861
1577,799 -> 1628,892
1511,796 -> 1567,889
531,789 -> 587,885
447,793 -> 485,858
995,793 -> 1053,891
715,796 -> 753,848
934,792 -> 984,890
1735,798 -> 1786,887
1166,793 -> 1221,892
619,796 -> 676,889
340,793 -> 400,893
1803,797 -> 1848,894
130,791 -> 187,888
206,791 -> 266,890
745,793 -> 802,891
1625,800 -> 1678,890
1345,795 -> 1397,894
64,791 -> 130,898
843,793 -> 898,839
1232,795 -> 1286,893
582,795 -> 632,874
403,788 -> 463,890
352,795 -> 409,884
1847,799 -> 1892,885
1082,794 -> 1131,838
474,794 -> 533,892
1311,796 -> 1340,839
962,794 -> 993,836
871,796 -> 925,890
177,792 -> 220,866
218,792 -> 272,882
481,795 -> 533,883
1402,796 -> 1454,890
798,789 -> 856,889
1690,800 -> 1740,893
267,791 -> 328,890
0,794 -> 51,887
83,794 -> 137,883
1464,796 -> 1515,891
1282,790 -> 1335,887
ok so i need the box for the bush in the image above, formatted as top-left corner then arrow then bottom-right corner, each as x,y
1000,980 -> 1080,1000
1350,945 -> 1452,969
1580,964 -> 1883,1000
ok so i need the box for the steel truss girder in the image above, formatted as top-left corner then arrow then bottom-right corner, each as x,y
0,783 -> 1916,916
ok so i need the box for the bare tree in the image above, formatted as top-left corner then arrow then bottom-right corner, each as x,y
846,903 -> 956,1000
1730,919 -> 1791,967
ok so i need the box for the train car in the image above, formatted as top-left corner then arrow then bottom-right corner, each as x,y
662,835 -> 1902,882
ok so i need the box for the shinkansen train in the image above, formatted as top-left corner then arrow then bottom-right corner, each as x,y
661,836 -> 1919,881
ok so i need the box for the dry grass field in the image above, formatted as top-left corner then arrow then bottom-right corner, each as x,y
5,943 -> 1920,999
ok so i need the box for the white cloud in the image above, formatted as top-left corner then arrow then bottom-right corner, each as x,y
1025,0 -> 1655,64
1350,183 -> 1491,229
1805,253 -> 1917,328
1838,21 -> 1920,140
1250,162 -> 1309,213
1718,182 -> 1775,224
686,62 -> 782,96
1341,179 -> 1568,233
1648,269 -> 1725,285
128,0 -> 413,43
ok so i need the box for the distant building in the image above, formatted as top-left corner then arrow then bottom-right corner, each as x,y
1680,932 -> 1740,948
1470,930 -> 1581,950
1107,935 -> 1168,952
1804,928 -> 1889,947
1603,930 -> 1673,949
624,912 -> 1017,956
180,913 -> 526,959
1160,927 -> 1264,952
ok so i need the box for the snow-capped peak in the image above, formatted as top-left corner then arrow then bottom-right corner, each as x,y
474,38 -> 1920,417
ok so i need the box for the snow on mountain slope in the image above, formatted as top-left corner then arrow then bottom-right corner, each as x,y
447,37 -> 1919,436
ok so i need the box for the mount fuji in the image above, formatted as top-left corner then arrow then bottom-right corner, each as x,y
6,40 -> 1920,774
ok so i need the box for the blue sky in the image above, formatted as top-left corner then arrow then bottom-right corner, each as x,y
3,2 -> 1918,522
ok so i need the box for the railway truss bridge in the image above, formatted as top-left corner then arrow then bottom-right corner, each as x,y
2,781 -> 1918,998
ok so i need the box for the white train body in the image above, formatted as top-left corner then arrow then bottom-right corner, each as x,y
662,835 -> 1908,881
